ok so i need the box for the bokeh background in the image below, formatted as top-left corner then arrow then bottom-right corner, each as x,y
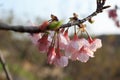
0,0 -> 120,80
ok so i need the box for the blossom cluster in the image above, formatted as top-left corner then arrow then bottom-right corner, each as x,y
29,21 -> 102,67
108,5 -> 120,27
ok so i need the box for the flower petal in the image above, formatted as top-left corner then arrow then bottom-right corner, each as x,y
54,56 -> 68,67
77,53 -> 89,63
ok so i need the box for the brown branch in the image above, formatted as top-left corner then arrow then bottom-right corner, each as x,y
0,51 -> 13,80
0,22 -> 43,33
0,0 -> 110,33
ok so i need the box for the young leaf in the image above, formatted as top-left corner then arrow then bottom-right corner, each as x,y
48,21 -> 62,30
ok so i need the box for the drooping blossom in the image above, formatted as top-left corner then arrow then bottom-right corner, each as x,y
115,20 -> 120,27
57,33 -> 69,49
29,22 -> 42,45
108,9 -> 117,20
29,20 -> 103,67
54,56 -> 68,67
47,46 -> 68,67
108,7 -> 120,27
88,38 -> 102,52
65,33 -> 86,58
74,46 -> 94,62
46,31 -> 55,42
71,37 -> 102,62
47,46 -> 56,64
63,29 -> 70,43
70,38 -> 90,61
30,33 -> 42,45
37,34 -> 50,53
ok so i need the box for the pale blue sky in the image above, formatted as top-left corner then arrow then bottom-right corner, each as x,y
0,0 -> 94,19
0,0 -> 120,35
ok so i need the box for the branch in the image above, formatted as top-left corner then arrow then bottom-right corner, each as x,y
0,51 -> 13,80
0,22 -> 43,33
0,0 -> 110,33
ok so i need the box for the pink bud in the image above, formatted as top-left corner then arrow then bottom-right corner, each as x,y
39,21 -> 49,30
108,9 -> 117,20
64,29 -> 70,43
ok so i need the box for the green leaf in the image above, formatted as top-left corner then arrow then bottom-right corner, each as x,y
48,21 -> 62,30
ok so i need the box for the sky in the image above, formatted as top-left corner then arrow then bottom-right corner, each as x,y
0,0 -> 120,35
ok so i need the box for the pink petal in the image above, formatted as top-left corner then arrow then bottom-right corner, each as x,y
65,42 -> 79,58
30,33 -> 42,45
58,33 -> 69,49
64,30 -> 70,42
54,56 -> 68,67
83,46 -> 94,57
71,41 -> 81,50
77,53 -> 89,63
47,31 -> 55,42
38,34 -> 50,53
80,38 -> 90,46
65,38 -> 87,58
89,39 -> 102,52
70,37 -> 85,51
71,52 -> 78,61
65,48 -> 73,58
74,46 -> 94,62
47,47 -> 56,64
108,9 -> 117,19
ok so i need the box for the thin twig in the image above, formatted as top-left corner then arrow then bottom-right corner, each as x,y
0,51 -> 13,80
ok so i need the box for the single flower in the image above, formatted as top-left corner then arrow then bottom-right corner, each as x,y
37,34 -> 50,53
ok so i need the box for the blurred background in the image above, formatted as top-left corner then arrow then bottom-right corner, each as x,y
0,0 -> 120,80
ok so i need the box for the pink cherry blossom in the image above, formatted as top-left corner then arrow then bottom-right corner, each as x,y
70,52 -> 79,61
71,38 -> 102,62
47,31 -> 55,42
54,56 -> 68,67
28,21 -> 42,45
65,34 -> 88,58
37,34 -> 50,53
76,46 -> 94,62
39,21 -> 49,30
70,38 -> 90,60
108,9 -> 117,20
60,28 -> 65,33
58,33 -> 69,49
47,46 -> 69,67
77,52 -> 89,63
65,34 -> 81,58
63,29 -> 70,43
115,20 -> 120,27
30,33 -> 42,45
108,8 -> 120,28
79,38 -> 90,46
89,38 -> 102,52
29,21 -> 103,67
47,46 -> 56,64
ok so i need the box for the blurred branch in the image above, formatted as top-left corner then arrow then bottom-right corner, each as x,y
0,51 -> 13,80
0,0 -> 110,33
0,22 -> 43,33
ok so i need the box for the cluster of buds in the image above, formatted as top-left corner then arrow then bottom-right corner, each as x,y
108,5 -> 120,27
30,13 -> 102,67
